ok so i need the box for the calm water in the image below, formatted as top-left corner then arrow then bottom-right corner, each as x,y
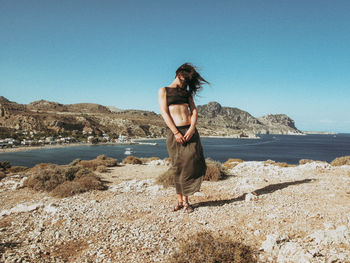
1,134 -> 350,167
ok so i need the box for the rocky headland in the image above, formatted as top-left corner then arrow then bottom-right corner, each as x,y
1,158 -> 350,262
0,96 -> 301,139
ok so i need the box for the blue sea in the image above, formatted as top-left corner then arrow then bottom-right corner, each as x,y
1,134 -> 350,168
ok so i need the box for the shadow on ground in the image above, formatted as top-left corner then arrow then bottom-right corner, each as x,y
194,178 -> 314,208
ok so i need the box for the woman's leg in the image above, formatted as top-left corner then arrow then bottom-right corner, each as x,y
177,194 -> 184,204
184,195 -> 188,204
184,196 -> 194,213
171,194 -> 184,212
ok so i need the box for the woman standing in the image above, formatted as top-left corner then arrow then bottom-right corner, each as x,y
158,63 -> 208,213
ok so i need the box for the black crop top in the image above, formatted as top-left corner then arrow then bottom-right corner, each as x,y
165,87 -> 190,106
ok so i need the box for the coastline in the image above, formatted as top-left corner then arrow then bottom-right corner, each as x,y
0,141 -> 135,154
1,132 -> 346,154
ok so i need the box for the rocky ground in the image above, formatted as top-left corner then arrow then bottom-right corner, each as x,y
1,160 -> 350,262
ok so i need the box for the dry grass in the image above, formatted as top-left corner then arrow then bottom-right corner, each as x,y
122,156 -> 143,165
0,161 -> 11,170
264,160 -> 275,165
7,166 -> 29,174
263,160 -> 296,167
96,165 -> 109,173
75,155 -> 118,171
155,169 -> 175,188
52,173 -> 106,198
331,155 -> 350,166
69,158 -> 81,166
24,164 -> 107,197
24,164 -> 78,192
0,171 -> 5,181
0,160 -> 29,176
273,162 -> 290,167
223,158 -> 243,169
204,158 -> 228,181
167,231 -> 257,263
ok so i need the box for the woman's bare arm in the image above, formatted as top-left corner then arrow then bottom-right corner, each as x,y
158,88 -> 185,143
188,96 -> 198,128
183,96 -> 197,141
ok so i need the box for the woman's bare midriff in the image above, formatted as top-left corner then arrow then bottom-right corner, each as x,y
169,104 -> 191,126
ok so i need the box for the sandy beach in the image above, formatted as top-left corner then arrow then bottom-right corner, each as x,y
1,160 -> 350,262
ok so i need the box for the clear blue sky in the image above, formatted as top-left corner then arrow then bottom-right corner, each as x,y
1,0 -> 349,132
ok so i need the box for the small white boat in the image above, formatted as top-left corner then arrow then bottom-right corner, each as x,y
137,142 -> 158,146
124,147 -> 134,155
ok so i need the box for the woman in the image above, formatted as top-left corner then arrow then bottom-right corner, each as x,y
158,63 -> 208,213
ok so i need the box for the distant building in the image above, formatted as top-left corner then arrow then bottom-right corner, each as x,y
102,133 -> 110,142
45,137 -> 55,144
117,135 -> 129,143
5,138 -> 19,145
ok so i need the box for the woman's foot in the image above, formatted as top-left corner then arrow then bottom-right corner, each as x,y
184,202 -> 194,213
171,202 -> 184,212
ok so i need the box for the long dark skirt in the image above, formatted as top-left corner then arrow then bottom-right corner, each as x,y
166,125 -> 206,196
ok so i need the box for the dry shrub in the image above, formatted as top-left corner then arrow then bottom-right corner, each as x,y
96,165 -> 108,173
155,169 -> 174,188
0,161 -> 11,170
78,160 -> 100,171
204,158 -> 227,181
331,156 -> 350,166
0,171 -> 5,181
139,157 -> 148,163
122,156 -> 143,165
69,158 -> 81,166
24,164 -> 106,197
299,159 -> 314,165
163,157 -> 171,163
167,231 -> 257,263
76,155 -> 118,171
52,172 -> 105,198
223,158 -> 243,169
264,160 -> 295,167
7,166 -> 29,174
24,164 -> 78,191
274,162 -> 289,167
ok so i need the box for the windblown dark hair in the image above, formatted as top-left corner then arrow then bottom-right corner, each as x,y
175,63 -> 209,96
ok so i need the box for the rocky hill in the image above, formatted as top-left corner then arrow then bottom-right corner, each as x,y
0,96 -> 302,138
197,102 -> 301,136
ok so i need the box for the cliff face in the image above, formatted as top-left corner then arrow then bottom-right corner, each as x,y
0,96 -> 301,137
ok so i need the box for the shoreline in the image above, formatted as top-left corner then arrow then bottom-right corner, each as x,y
1,132 -> 346,154
0,141 -> 135,154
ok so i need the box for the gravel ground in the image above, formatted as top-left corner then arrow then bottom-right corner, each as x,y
1,161 -> 350,263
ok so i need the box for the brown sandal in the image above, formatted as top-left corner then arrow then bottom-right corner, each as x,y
171,202 -> 184,212
184,202 -> 194,213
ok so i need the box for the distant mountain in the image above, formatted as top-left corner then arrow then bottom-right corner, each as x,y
197,101 -> 302,136
0,96 -> 302,138
28,99 -> 112,114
